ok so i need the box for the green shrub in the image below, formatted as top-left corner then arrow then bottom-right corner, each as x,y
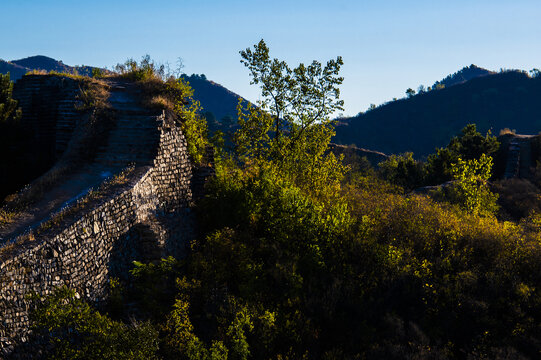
378,152 -> 426,190
114,55 -> 166,82
91,67 -> 106,78
30,286 -> 159,359
447,154 -> 499,216
426,124 -> 500,184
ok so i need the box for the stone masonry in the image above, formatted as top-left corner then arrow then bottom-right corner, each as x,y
0,76 -> 198,357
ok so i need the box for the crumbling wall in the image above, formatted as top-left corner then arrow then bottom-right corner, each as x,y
12,75 -> 82,165
0,75 -> 82,200
0,118 -> 195,357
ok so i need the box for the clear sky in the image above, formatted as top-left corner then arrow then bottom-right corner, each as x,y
2,0 -> 540,116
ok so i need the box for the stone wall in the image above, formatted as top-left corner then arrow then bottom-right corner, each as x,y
0,75 -> 83,200
0,115 -> 195,357
12,75 -> 82,165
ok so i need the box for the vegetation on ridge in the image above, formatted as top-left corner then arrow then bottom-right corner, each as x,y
114,55 -> 209,165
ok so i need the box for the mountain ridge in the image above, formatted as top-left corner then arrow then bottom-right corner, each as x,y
334,69 -> 541,157
0,55 -> 97,81
180,73 -> 248,132
433,64 -> 494,89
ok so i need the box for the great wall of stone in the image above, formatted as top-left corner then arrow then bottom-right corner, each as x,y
0,75 -> 202,357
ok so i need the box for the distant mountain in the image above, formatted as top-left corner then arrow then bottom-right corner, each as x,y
433,64 -> 494,89
0,55 -> 97,81
334,69 -> 541,157
0,60 -> 27,81
11,55 -> 73,73
181,74 -> 249,133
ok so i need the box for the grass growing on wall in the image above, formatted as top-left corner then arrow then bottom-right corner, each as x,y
113,56 -> 209,165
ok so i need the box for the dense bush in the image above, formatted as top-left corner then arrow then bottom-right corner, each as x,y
114,55 -> 168,82
378,152 -> 426,190
31,286 -> 159,360
344,179 -> 541,358
374,124 -> 500,194
446,154 -> 499,216
425,124 -> 500,185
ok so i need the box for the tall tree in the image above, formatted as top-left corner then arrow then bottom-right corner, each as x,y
239,39 -> 343,145
235,40 -> 346,197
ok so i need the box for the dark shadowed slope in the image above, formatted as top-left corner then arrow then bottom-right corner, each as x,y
181,74 -> 249,130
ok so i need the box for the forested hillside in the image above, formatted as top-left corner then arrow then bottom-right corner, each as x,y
335,69 -> 541,157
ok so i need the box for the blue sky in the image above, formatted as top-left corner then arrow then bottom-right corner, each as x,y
2,0 -> 540,116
